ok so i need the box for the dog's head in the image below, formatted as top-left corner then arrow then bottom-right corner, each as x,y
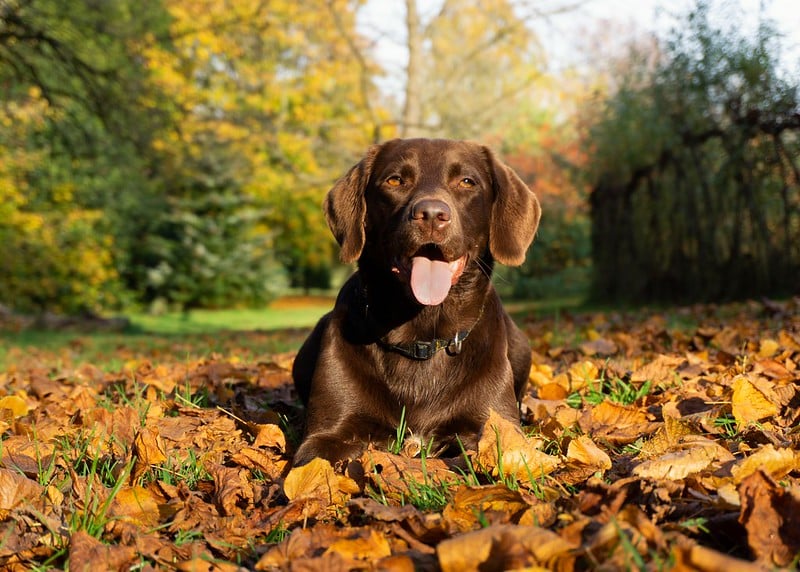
324,138 -> 541,306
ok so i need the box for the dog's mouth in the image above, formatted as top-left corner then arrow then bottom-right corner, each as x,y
392,245 -> 467,306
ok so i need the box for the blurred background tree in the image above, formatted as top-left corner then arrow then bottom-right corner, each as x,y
0,0 -> 797,315
585,1 -> 799,303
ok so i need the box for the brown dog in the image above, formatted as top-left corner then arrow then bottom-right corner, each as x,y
292,138 -> 540,466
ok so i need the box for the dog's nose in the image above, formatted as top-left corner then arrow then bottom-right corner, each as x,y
411,199 -> 451,231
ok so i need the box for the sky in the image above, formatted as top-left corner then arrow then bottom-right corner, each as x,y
358,0 -> 800,89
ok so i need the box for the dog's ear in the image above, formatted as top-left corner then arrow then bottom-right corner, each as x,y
324,144 -> 381,263
483,147 -> 541,266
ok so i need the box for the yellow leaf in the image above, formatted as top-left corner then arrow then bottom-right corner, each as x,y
638,415 -> 695,459
437,524 -> 576,572
633,448 -> 714,481
632,436 -> 732,481
0,395 -> 28,417
566,436 -> 612,470
108,486 -> 160,528
323,528 -> 391,561
757,338 -> 780,359
731,444 -> 798,484
283,457 -> 358,506
731,375 -> 779,425
567,361 -> 599,391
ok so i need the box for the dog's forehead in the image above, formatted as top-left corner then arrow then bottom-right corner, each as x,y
374,139 -> 487,175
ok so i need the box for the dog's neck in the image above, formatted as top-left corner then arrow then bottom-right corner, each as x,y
350,265 -> 493,354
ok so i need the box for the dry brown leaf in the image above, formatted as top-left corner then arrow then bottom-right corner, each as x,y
68,530 -> 138,572
0,468 -> 45,518
175,557 -> 241,572
731,375 -> 780,425
738,470 -> 800,567
630,354 -> 685,383
243,422 -> 286,451
579,338 -> 618,356
443,484 -> 532,532
580,400 -> 659,444
436,524 -> 576,572
132,427 -> 167,482
360,449 -> 455,500
210,464 -> 255,516
672,539 -> 764,572
476,409 -> 560,482
730,444 -> 798,484
229,446 -> 287,480
638,415 -> 696,459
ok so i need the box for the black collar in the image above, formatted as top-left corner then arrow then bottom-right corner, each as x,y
378,327 -> 475,360
357,282 -> 487,360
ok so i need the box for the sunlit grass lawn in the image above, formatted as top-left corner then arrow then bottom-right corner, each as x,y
128,295 -> 335,334
0,295 -> 587,370
0,296 -> 335,369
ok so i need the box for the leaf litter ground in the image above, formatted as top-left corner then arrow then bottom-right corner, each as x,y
1,299 -> 799,570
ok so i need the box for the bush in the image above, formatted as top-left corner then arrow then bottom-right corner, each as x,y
0,209 -> 124,314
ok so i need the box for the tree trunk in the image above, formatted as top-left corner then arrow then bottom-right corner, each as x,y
401,0 -> 424,137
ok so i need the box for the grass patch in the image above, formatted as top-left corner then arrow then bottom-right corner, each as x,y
0,297 -> 333,369
129,298 -> 332,335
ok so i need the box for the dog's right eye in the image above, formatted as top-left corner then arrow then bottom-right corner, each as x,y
386,176 -> 403,187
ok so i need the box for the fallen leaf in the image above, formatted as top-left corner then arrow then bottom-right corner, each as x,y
538,383 -> 568,400
567,360 -> 600,391
579,338 -> 618,356
360,449 -> 455,501
731,375 -> 780,425
757,338 -> 780,359
0,394 -> 29,417
68,530 -> 137,572
638,415 -> 695,459
476,410 -> 560,482
738,470 -> 800,567
323,528 -> 391,561
132,427 -> 167,482
443,484 -> 532,532
108,486 -> 161,527
580,400 -> 659,445
250,423 -> 286,450
436,524 -> 576,572
730,444 -> 798,484
566,435 -> 612,470
0,468 -> 45,518
632,436 -> 733,481
630,354 -> 685,384
283,457 -> 359,511
209,464 -> 254,516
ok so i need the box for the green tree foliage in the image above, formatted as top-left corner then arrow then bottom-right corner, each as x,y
586,2 -> 800,303
0,0 -> 374,313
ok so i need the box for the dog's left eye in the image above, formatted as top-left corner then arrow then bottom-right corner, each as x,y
459,177 -> 477,189
386,176 -> 403,187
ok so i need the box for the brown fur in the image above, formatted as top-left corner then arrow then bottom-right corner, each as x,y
292,138 -> 541,465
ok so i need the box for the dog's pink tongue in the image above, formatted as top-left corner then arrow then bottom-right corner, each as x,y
410,257 -> 454,306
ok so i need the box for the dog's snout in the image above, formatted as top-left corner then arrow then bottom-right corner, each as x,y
411,199 -> 452,232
